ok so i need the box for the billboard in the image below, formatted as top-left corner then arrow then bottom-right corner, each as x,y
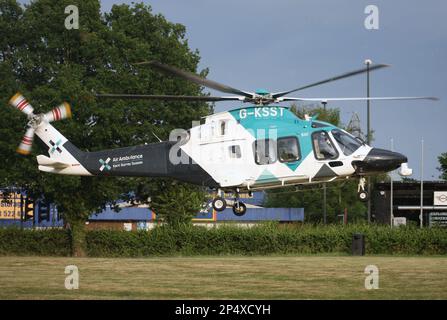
0,192 -> 22,220
429,212 -> 447,228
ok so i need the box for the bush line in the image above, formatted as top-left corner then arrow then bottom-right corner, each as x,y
0,223 -> 446,257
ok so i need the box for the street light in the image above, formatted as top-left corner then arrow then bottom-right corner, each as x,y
390,138 -> 394,227
420,138 -> 424,228
364,59 -> 372,223
365,59 -> 372,144
321,100 -> 328,224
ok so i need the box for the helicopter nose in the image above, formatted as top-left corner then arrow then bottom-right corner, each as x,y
354,148 -> 408,174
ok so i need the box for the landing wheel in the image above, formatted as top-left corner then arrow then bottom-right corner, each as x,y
212,197 -> 227,212
358,191 -> 369,202
232,201 -> 247,216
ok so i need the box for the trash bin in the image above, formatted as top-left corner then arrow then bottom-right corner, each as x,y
352,233 -> 365,256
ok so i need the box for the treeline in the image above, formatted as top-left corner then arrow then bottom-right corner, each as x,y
1,223 -> 446,257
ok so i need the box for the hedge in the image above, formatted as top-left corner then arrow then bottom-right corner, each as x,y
0,228 -> 71,256
1,223 -> 446,257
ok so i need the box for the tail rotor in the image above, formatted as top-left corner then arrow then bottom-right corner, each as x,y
8,93 -> 72,155
44,102 -> 72,122
17,127 -> 35,155
9,93 -> 34,116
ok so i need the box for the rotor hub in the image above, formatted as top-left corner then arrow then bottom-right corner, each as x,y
27,114 -> 44,129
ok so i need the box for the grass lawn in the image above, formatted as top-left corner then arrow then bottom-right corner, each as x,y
0,255 -> 446,299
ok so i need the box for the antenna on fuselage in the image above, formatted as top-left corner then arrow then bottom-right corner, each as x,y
151,132 -> 162,142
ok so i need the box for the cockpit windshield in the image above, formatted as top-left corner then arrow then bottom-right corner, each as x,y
331,129 -> 363,156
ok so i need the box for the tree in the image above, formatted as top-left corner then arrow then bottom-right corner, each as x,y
438,153 -> 447,180
264,103 -> 367,223
290,104 -> 340,126
0,0 -> 211,255
265,182 -> 367,223
148,180 -> 207,227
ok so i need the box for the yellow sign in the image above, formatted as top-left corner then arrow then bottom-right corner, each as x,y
0,192 -> 22,220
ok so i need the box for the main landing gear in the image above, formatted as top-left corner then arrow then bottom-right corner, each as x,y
232,200 -> 247,217
357,177 -> 369,202
211,189 -> 247,216
212,196 -> 227,212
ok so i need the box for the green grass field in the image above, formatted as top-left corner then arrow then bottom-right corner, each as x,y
0,256 -> 446,299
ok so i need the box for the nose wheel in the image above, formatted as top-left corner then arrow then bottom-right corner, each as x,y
232,189 -> 247,216
357,177 -> 369,202
358,190 -> 369,202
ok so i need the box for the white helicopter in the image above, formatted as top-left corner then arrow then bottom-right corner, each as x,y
7,61 -> 437,216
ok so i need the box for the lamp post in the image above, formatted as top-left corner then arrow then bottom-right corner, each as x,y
420,138 -> 424,228
321,100 -> 328,224
323,182 -> 327,224
365,59 -> 372,223
390,138 -> 394,227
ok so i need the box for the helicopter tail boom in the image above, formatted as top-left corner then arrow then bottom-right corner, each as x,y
33,121 -> 219,187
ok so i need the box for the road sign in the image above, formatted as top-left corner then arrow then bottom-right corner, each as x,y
434,191 -> 447,206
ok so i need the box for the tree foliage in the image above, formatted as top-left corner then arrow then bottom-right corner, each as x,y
438,153 -> 447,180
149,181 -> 207,227
0,0 -> 211,253
290,104 -> 340,126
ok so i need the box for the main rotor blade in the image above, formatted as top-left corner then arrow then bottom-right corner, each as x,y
95,94 -> 245,102
279,96 -> 439,103
135,61 -> 253,98
272,64 -> 390,98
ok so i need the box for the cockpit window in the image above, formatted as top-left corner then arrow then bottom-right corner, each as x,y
312,131 -> 339,160
311,121 -> 330,128
331,129 -> 362,156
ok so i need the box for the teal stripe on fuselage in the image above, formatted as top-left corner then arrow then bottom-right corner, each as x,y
229,106 -> 337,171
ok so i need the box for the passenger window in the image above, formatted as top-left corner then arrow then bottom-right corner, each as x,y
278,137 -> 301,162
229,145 -> 241,159
253,139 -> 277,165
312,131 -> 338,160
220,121 -> 227,135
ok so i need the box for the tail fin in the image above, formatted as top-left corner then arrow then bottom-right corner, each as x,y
34,122 -> 92,176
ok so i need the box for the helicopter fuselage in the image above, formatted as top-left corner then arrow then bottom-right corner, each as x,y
34,105 -> 408,194
180,105 -> 379,191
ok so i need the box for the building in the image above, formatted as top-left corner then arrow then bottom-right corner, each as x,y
373,181 -> 447,227
87,206 -> 156,231
87,192 -> 304,231
1,190 -> 304,230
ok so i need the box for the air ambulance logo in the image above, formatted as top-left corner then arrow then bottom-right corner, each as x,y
99,158 -> 112,172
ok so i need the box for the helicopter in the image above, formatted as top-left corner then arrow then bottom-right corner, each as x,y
7,61 -> 438,216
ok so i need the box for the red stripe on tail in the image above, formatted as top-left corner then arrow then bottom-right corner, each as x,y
17,99 -> 28,111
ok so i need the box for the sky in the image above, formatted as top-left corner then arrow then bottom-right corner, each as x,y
23,0 -> 447,180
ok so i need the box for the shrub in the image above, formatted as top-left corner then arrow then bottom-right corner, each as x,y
1,224 -> 446,257
0,228 -> 71,256
84,223 -> 447,257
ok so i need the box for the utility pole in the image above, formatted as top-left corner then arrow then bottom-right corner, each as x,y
323,183 -> 327,224
322,100 -> 328,225
420,139 -> 424,228
390,138 -> 394,227
365,59 -> 372,223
